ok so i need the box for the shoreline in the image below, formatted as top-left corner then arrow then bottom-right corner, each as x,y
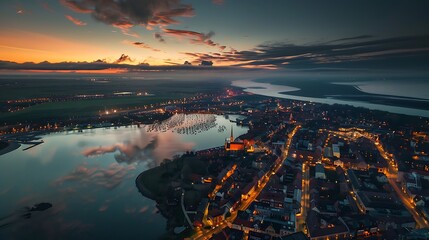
135,161 -> 190,236
232,79 -> 429,118
0,141 -> 21,156
135,170 -> 157,201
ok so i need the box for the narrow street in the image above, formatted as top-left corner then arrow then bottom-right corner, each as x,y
387,177 -> 429,228
325,129 -> 429,229
191,125 -> 301,239
297,163 -> 309,233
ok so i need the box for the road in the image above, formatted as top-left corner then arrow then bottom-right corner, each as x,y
239,125 -> 301,211
191,125 -> 301,240
371,137 -> 428,228
324,129 -> 428,229
387,176 -> 429,228
181,190 -> 195,230
297,163 -> 309,233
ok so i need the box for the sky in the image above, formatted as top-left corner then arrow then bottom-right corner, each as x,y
0,0 -> 429,74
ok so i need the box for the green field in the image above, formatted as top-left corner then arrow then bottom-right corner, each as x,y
0,77 -> 229,100
0,96 -> 174,122
0,76 -> 230,123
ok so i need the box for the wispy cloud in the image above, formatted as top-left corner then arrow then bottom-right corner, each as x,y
65,15 -> 87,26
131,42 -> 160,52
40,1 -> 54,12
183,35 -> 429,71
0,45 -> 53,54
14,3 -> 28,15
163,29 -> 226,50
2,35 -> 428,72
53,163 -> 136,189
212,0 -> 224,5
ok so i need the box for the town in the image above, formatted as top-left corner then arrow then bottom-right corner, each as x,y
1,1 -> 428,239
130,89 -> 429,239
1,87 -> 429,240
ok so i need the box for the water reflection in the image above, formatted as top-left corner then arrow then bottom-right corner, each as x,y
82,130 -> 194,167
0,114 -> 248,239
53,163 -> 136,190
0,200 -> 92,240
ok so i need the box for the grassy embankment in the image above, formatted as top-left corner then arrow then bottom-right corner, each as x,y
136,155 -> 210,236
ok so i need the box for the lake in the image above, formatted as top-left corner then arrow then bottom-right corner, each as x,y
0,114 -> 248,240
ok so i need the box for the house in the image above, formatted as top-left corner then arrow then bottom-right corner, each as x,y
306,210 -> 349,240
324,147 -> 333,158
315,163 -> 326,179
401,172 -> 422,199
207,207 -> 228,226
332,144 -> 341,158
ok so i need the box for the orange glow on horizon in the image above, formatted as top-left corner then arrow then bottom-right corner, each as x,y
0,29 -> 125,63
18,68 -> 128,74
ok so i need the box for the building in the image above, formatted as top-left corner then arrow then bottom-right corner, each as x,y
315,163 -> 326,179
332,144 -> 341,158
401,172 -> 422,199
282,232 -> 309,240
225,126 -> 245,152
306,210 -> 350,240
225,126 -> 254,154
324,147 -> 333,158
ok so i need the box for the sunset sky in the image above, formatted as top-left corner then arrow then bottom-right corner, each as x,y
1,0 -> 429,73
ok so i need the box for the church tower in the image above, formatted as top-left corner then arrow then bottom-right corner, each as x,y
230,125 -> 234,142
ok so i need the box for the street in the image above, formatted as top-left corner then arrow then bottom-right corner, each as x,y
191,125 -> 301,239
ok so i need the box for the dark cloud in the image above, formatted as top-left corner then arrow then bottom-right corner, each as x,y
200,60 -> 213,66
2,35 -> 427,72
184,35 -> 429,71
0,60 -> 234,71
154,32 -> 166,43
93,59 -> 106,63
60,0 -> 194,30
132,42 -> 160,52
163,29 -> 226,50
327,35 -> 373,43
114,54 -> 133,64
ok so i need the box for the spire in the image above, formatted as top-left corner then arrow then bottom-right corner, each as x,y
230,125 -> 234,142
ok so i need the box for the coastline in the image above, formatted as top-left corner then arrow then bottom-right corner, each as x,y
232,79 -> 429,118
0,141 -> 21,156
135,170 -> 157,200
135,159 -> 191,236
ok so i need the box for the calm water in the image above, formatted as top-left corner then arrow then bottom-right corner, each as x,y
232,79 -> 429,118
334,80 -> 429,100
0,114 -> 248,240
